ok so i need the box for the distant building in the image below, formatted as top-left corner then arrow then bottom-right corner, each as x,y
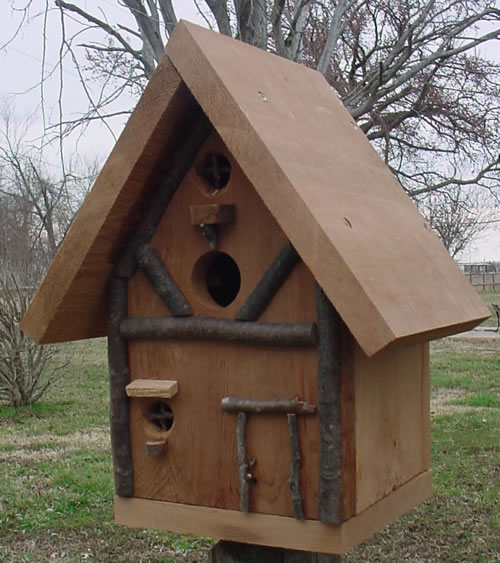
458,262 -> 498,274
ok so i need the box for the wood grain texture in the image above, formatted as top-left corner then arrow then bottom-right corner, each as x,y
190,204 -> 236,225
166,21 -> 489,355
23,21 -> 488,352
21,59 -> 200,343
114,469 -> 432,554
127,132 -> 322,519
125,379 -> 178,399
353,342 -> 431,513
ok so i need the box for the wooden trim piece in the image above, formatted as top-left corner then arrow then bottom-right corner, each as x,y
115,110 -> 212,279
190,204 -> 236,225
235,241 -> 299,322
287,413 -> 304,520
125,379 -> 178,399
222,397 -> 316,415
315,284 -> 343,524
120,317 -> 317,347
136,244 -> 192,317
114,470 -> 432,554
108,276 -> 133,497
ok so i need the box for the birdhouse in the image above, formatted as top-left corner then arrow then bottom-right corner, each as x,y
21,22 -> 489,555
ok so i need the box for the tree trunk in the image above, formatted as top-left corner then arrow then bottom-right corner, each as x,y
208,541 -> 341,562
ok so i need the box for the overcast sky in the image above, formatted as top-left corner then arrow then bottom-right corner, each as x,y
1,1 -> 498,262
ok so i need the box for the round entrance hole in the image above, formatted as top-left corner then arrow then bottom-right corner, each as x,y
197,153 -> 231,193
193,251 -> 241,308
147,401 -> 174,432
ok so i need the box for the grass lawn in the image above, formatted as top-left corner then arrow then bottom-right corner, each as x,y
478,291 -> 500,329
0,330 -> 499,561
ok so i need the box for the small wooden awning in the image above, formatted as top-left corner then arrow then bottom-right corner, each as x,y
21,21 -> 489,356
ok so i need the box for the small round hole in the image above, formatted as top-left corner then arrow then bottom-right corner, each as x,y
147,402 -> 174,432
197,153 -> 231,193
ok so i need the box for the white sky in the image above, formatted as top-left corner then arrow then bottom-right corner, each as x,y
0,1 -> 499,262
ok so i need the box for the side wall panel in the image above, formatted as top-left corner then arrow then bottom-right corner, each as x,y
354,342 -> 430,514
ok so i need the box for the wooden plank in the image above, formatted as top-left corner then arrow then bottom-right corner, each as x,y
127,132 -> 322,519
114,469 -> 432,554
21,59 -> 200,343
166,21 -> 489,355
190,204 -> 236,224
125,379 -> 178,399
353,342 -> 431,513
23,21 -> 489,351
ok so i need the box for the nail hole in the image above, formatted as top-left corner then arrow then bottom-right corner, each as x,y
258,91 -> 268,102
344,217 -> 352,228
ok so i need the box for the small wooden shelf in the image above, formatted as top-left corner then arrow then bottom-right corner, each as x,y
126,379 -> 178,399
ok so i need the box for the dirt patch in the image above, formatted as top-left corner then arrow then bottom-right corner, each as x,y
434,331 -> 500,355
431,388 -> 470,416
0,428 -> 110,466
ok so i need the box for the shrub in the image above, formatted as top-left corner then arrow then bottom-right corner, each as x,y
0,275 -> 66,407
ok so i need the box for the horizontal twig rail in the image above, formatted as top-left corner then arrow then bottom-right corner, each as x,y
221,397 -> 316,415
120,317 -> 317,347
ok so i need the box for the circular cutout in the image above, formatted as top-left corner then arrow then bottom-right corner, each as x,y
147,401 -> 174,432
193,251 -> 241,308
197,153 -> 231,193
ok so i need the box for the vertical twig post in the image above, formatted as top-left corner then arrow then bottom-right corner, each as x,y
315,284 -> 343,524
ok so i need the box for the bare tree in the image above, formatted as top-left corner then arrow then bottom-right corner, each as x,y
6,1 -> 500,208
0,107 -> 98,284
418,187 -> 496,258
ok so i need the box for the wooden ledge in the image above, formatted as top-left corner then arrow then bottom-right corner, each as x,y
125,379 -> 178,399
114,470 -> 432,554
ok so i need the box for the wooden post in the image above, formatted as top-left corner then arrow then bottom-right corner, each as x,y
208,542 -> 341,562
315,284 -> 343,525
107,276 -> 133,497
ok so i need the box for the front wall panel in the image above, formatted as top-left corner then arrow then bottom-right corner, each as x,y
127,133 -> 320,518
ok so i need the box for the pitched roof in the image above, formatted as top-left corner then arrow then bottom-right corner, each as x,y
21,21 -> 489,356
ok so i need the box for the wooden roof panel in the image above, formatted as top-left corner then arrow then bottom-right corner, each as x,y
21,21 -> 489,355
165,22 -> 489,354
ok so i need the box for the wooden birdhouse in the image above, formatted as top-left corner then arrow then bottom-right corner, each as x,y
22,22 -> 489,555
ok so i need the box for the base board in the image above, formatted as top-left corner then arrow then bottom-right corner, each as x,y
114,470 -> 432,554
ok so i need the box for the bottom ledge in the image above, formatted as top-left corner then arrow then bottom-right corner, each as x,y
114,470 -> 432,555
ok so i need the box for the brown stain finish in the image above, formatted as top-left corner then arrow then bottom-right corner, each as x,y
353,341 -> 430,514
128,133 -> 320,518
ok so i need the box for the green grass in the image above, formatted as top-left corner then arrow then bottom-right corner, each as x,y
1,336 -> 499,561
430,352 -> 500,393
478,290 -> 500,328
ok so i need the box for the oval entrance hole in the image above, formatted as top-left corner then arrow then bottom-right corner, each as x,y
205,252 -> 241,307
198,153 -> 231,193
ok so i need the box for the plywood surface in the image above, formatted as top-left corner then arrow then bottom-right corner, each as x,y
114,470 -> 432,554
127,133 -> 323,519
166,22 -> 489,355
